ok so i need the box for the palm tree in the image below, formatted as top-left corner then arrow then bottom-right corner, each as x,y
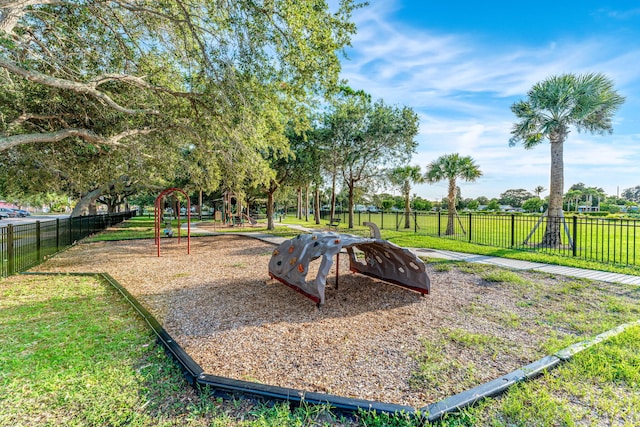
425,153 -> 482,235
564,189 -> 583,212
388,165 -> 424,229
533,185 -> 546,198
510,73 -> 624,247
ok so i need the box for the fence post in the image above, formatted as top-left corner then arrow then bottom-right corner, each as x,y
573,215 -> 578,257
414,211 -> 417,233
396,212 -> 399,231
437,210 -> 441,237
56,218 -> 60,251
7,224 -> 14,275
469,213 -> 472,242
511,214 -> 515,247
36,221 -> 41,262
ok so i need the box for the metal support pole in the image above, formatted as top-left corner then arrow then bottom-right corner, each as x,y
56,218 -> 60,251
7,224 -> 14,275
511,214 -> 515,247
573,215 -> 578,257
335,252 -> 339,290
36,221 -> 41,262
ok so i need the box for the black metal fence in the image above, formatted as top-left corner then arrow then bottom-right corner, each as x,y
0,211 -> 136,277
322,210 -> 640,268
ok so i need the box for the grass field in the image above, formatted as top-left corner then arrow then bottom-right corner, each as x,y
338,211 -> 640,268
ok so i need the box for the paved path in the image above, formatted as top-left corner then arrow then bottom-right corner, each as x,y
409,247 -> 640,286
187,222 -> 640,287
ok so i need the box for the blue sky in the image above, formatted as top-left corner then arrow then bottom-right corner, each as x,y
338,1 -> 640,201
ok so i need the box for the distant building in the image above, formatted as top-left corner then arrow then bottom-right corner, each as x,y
577,206 -> 600,213
478,204 -> 524,212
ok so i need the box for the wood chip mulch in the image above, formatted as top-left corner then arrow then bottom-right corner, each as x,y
30,234 -> 637,407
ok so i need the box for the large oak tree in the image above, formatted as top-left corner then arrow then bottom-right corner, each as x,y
1,0 -> 360,212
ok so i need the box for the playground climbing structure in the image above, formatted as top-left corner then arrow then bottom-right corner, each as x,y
268,225 -> 430,306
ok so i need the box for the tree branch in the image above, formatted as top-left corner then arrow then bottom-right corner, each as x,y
0,57 -> 159,115
0,0 -> 61,34
0,127 -> 157,151
6,113 -> 61,132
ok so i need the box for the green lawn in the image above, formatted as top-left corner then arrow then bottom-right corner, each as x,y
338,211 -> 640,267
84,216 -> 214,242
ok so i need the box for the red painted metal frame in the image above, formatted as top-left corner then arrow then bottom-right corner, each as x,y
154,188 -> 191,257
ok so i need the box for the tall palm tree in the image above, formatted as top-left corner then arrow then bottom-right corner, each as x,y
510,73 -> 624,247
425,153 -> 482,235
388,165 -> 424,228
533,185 -> 546,198
564,189 -> 583,212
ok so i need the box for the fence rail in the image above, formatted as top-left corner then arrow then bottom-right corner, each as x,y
1,211 -> 136,277
322,210 -> 640,268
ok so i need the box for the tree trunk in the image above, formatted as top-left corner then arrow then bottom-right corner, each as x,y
348,181 -> 355,229
542,138 -> 565,247
446,178 -> 457,235
330,172 -> 337,220
304,185 -> 309,222
106,198 -> 118,213
403,187 -> 411,229
314,184 -> 321,225
71,188 -> 103,217
266,180 -> 277,231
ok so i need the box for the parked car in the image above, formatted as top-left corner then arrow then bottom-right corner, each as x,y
0,208 -> 17,217
11,209 -> 30,217
366,206 -> 379,213
0,211 -> 8,219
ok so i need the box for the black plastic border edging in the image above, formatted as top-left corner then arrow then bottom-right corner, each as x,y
422,355 -> 561,422
100,273 -> 415,415
421,319 -> 640,422
99,273 -> 205,382
22,272 -> 415,416
21,272 -> 640,423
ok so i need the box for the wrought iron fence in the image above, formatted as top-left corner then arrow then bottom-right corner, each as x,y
0,211 -> 136,277
322,210 -> 640,268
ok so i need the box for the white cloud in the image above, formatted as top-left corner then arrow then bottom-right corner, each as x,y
338,1 -> 640,199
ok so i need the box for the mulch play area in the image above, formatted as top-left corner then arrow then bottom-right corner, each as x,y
31,234 -> 640,407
